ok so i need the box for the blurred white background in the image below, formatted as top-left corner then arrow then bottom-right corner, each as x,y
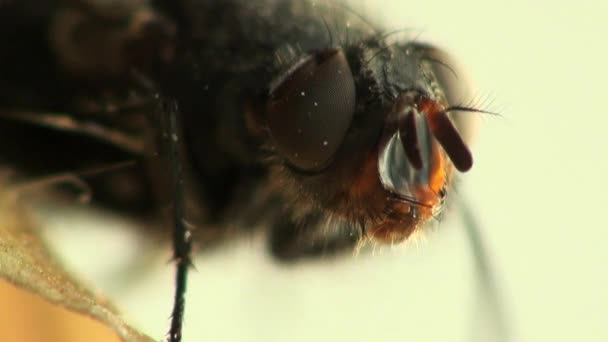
39,1 -> 608,341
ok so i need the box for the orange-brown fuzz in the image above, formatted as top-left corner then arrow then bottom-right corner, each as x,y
339,149 -> 424,243
340,134 -> 450,243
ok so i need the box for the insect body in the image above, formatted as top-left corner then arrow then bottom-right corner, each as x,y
157,0 -> 476,253
0,1 -> 479,341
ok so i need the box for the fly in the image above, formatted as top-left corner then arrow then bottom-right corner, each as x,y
0,1 -> 505,341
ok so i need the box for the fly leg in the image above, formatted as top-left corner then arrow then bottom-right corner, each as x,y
269,211 -> 362,262
157,98 -> 191,342
458,195 -> 511,342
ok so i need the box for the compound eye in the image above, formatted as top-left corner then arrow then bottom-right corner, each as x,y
266,49 -> 356,171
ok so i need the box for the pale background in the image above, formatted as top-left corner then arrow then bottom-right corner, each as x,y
22,0 -> 608,341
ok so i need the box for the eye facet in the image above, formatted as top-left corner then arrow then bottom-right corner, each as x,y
266,49 -> 356,171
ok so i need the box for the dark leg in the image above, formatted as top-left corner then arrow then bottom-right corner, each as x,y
159,99 -> 191,342
459,195 -> 510,342
269,211 -> 361,262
